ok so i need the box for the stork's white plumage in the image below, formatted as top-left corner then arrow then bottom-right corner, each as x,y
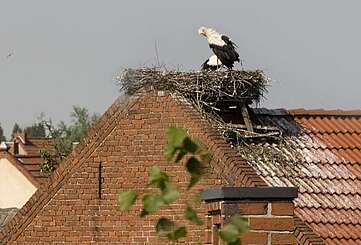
201,55 -> 223,71
198,27 -> 240,69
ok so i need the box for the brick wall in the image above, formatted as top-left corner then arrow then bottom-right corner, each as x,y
203,187 -> 298,245
1,90 -> 267,244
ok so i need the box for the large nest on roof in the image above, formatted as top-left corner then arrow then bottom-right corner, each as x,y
117,67 -> 279,142
117,68 -> 303,169
118,68 -> 269,105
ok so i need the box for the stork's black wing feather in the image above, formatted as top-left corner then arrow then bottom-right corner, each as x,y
210,44 -> 240,69
221,35 -> 238,48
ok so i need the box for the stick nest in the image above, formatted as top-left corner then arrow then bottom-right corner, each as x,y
116,68 -> 304,169
118,68 -> 269,105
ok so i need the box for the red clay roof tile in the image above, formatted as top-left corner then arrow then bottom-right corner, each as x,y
249,109 -> 361,244
289,109 -> 361,117
11,138 -> 56,184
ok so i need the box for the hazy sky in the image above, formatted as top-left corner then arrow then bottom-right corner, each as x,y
1,1 -> 361,137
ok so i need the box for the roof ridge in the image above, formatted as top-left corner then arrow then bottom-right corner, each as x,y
260,173 -> 360,181
289,108 -> 361,117
253,108 -> 361,117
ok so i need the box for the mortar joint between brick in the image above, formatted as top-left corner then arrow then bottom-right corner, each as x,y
267,202 -> 272,217
267,232 -> 272,245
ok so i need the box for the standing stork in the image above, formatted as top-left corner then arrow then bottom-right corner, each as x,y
198,27 -> 240,69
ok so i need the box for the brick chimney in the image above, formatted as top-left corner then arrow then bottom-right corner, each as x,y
202,187 -> 298,245
14,132 -> 26,143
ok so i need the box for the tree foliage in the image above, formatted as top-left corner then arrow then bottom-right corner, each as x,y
39,149 -> 56,172
5,106 -> 99,172
11,123 -> 22,139
35,106 -> 99,171
42,106 -> 99,158
118,128 -> 248,244
24,122 -> 46,138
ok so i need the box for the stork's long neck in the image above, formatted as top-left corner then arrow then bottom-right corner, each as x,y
206,29 -> 225,46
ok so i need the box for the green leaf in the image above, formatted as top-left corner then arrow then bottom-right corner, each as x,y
183,137 -> 199,154
149,166 -> 168,189
219,224 -> 239,243
166,127 -> 187,148
189,176 -> 200,189
164,144 -> 176,161
117,191 -> 137,211
156,218 -> 187,241
219,215 -> 248,244
175,149 -> 187,163
186,157 -> 203,188
230,214 -> 248,233
225,238 -> 241,245
185,205 -> 203,225
186,157 -> 202,176
156,218 -> 175,236
168,226 -> 187,241
162,182 -> 179,204
142,193 -> 163,215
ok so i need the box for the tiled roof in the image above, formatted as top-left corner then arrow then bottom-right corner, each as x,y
19,138 -> 55,155
248,108 -> 361,244
16,155 -> 52,185
8,137 -> 56,184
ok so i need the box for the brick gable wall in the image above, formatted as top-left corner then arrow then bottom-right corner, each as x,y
1,90 -> 266,244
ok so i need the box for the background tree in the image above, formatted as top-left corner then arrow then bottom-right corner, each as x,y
41,106 -> 100,159
0,124 -> 6,142
11,123 -> 23,139
24,122 -> 46,138
67,106 -> 100,143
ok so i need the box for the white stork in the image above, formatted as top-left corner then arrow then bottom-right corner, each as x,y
201,55 -> 223,71
198,27 -> 240,69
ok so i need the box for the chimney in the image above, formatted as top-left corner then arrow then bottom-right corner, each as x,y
202,187 -> 298,245
14,132 -> 27,144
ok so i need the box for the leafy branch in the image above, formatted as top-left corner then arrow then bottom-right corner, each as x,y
118,127 -> 248,244
39,149 -> 56,172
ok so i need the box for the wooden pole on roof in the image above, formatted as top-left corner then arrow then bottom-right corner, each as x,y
241,105 -> 254,132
